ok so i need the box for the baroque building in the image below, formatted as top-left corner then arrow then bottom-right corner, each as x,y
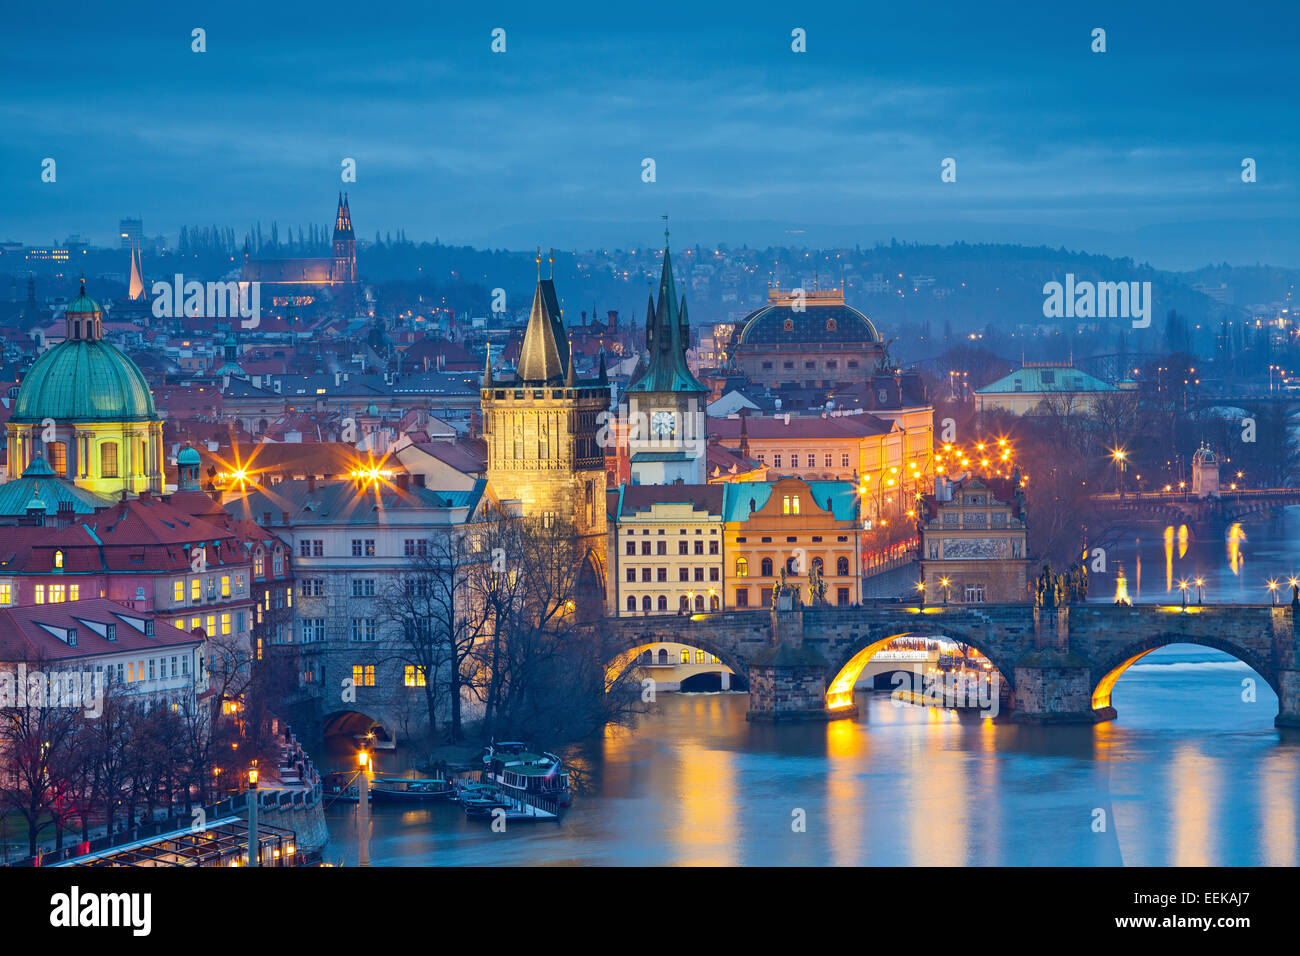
7,282 -> 164,497
481,265 -> 611,604
624,237 -> 710,485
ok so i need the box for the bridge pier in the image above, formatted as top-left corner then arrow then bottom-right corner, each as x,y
1277,670 -> 1300,728
745,602 -> 852,722
1011,652 -> 1105,723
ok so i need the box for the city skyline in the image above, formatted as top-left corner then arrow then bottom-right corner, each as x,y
2,0 -> 1297,270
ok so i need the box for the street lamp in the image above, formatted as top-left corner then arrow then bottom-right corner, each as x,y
916,580 -> 925,606
358,747 -> 372,867
1268,579 -> 1279,606
1111,448 -> 1127,500
247,761 -> 259,868
940,577 -> 951,605
1195,577 -> 1205,604
1177,579 -> 1189,607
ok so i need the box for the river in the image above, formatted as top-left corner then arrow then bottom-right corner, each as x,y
320,512 -> 1300,866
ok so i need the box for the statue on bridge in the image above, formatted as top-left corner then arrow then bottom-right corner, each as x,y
808,563 -> 826,606
1034,563 -> 1089,608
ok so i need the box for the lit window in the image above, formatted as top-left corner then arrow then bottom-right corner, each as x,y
50,584 -> 65,603
221,613 -> 231,635
54,550 -> 63,569
221,575 -> 230,597
35,585 -> 45,604
736,557 -> 749,577
191,578 -> 201,600
782,495 -> 800,515
0,584 -> 10,605
174,580 -> 184,602
404,665 -> 427,687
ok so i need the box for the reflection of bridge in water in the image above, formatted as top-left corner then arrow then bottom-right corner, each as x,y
606,601 -> 1300,727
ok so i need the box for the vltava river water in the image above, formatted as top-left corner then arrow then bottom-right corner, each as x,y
322,513 -> 1300,866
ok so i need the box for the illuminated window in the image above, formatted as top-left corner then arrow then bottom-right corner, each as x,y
50,584 -> 65,603
736,557 -> 749,577
191,578 -> 201,600
205,614 -> 216,636
54,550 -> 63,569
35,585 -> 45,604
100,442 -> 119,478
404,665 -> 426,687
0,584 -> 10,605
680,648 -> 690,663
221,613 -> 231,635
253,551 -> 265,576
221,575 -> 230,597
47,441 -> 67,475
127,662 -> 135,682
782,495 -> 800,515
174,579 -> 184,602
352,665 -> 376,687
285,586 -> 292,608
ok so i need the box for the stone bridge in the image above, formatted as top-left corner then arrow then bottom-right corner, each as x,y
608,601 -> 1300,727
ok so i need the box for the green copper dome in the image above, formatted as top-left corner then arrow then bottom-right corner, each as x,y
12,338 -> 158,423
66,288 -> 101,315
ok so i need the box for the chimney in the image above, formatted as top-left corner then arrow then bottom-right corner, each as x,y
394,473 -> 410,491
307,475 -> 316,492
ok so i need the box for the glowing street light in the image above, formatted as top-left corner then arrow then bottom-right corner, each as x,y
940,577 -> 951,605
1268,579 -> 1280,606
1195,577 -> 1205,604
1177,579 -> 1189,607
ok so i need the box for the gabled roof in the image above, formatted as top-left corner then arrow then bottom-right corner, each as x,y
0,598 -> 202,665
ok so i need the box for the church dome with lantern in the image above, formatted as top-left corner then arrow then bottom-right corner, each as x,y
6,281 -> 164,497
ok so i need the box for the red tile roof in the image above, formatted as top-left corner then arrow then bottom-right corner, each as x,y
0,598 -> 203,664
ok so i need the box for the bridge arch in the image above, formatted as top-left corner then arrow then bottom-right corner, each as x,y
825,628 -> 1017,713
321,710 -> 392,744
1089,634 -> 1279,713
605,636 -> 747,693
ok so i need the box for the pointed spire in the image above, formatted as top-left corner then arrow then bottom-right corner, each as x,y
564,337 -> 577,387
128,244 -> 145,301
626,228 -> 707,396
516,272 -> 570,384
598,350 -> 608,385
482,344 -> 493,388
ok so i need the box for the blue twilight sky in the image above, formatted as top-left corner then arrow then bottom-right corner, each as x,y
1,0 -> 1297,269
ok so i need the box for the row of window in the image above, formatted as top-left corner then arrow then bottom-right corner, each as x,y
171,611 -> 243,636
761,359 -> 861,371
32,584 -> 81,603
638,648 -> 722,665
626,594 -> 721,612
92,655 -> 192,685
624,539 -> 720,556
756,453 -> 853,470
626,566 -> 720,583
346,664 -> 427,689
732,587 -> 852,608
735,556 -> 852,577
171,573 -> 244,604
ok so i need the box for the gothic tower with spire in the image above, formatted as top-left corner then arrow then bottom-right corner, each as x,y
331,192 -> 357,284
481,259 -> 611,606
624,232 -> 710,485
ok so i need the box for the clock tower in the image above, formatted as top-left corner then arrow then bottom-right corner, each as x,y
625,233 -> 709,485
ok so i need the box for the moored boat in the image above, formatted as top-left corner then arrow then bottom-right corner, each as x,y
368,777 -> 455,803
481,742 -> 572,807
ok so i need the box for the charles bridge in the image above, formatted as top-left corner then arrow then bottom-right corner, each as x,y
607,599 -> 1300,727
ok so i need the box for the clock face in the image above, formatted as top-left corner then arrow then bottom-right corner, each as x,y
651,411 -> 676,438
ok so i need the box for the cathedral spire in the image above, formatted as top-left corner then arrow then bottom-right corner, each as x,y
482,344 -> 493,388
